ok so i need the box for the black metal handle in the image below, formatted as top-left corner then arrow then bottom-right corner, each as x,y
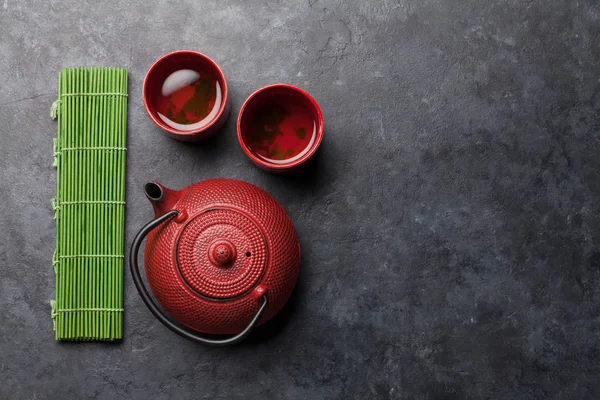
129,210 -> 268,346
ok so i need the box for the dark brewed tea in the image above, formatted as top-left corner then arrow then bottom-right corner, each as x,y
156,69 -> 221,131
242,92 -> 316,164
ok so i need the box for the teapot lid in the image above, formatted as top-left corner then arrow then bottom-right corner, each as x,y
175,207 -> 267,300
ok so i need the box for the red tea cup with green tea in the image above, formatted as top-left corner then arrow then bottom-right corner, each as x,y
143,50 -> 230,141
237,84 -> 324,172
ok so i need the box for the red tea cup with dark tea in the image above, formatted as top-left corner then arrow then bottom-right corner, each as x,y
143,50 -> 230,141
237,84 -> 324,172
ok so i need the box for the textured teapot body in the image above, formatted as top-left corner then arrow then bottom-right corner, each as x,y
143,179 -> 300,335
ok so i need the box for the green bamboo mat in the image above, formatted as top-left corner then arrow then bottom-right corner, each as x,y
50,67 -> 128,341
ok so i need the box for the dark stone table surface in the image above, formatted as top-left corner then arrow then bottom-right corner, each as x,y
1,0 -> 599,398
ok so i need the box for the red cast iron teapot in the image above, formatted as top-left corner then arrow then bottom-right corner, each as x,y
130,179 -> 301,346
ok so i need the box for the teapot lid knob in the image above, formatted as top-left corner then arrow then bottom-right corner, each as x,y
208,240 -> 236,266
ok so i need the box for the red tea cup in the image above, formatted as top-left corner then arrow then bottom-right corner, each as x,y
143,50 -> 230,141
237,84 -> 324,173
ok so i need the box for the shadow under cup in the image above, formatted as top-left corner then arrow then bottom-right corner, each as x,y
143,50 -> 230,141
237,84 -> 324,172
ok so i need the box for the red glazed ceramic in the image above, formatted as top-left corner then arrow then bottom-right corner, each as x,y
143,50 -> 230,141
237,84 -> 324,173
130,179 -> 301,346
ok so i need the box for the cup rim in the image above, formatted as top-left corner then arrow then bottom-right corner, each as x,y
143,50 -> 229,137
237,84 -> 324,170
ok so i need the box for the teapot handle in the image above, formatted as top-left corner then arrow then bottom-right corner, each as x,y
129,210 -> 268,346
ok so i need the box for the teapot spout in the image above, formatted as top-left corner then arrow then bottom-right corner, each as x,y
144,181 -> 180,217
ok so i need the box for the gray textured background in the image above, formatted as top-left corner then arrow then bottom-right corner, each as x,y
1,0 -> 600,398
